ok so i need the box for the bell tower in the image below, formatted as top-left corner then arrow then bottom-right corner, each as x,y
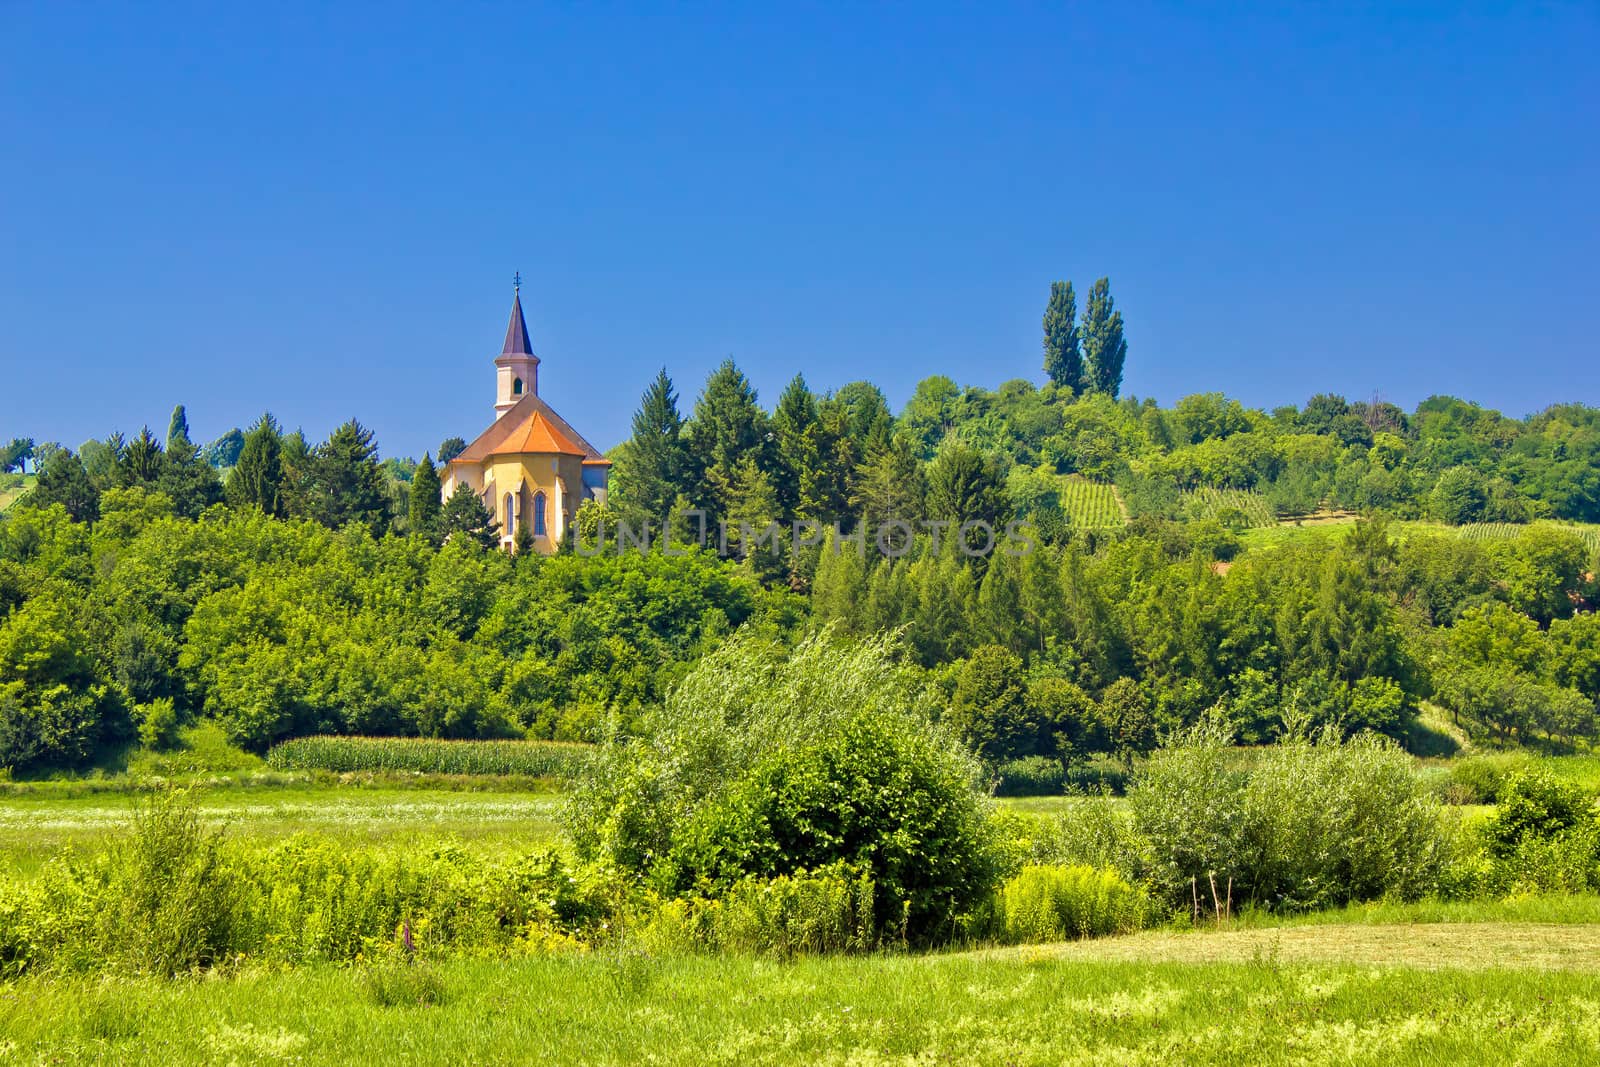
495,274 -> 540,416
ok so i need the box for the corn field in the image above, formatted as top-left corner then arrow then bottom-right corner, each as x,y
266,736 -> 593,778
1058,477 -> 1125,529
1181,488 -> 1277,528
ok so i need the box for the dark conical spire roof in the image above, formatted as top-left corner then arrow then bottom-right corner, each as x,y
502,290 -> 534,357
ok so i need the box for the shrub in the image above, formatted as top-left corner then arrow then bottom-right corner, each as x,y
567,628 -> 1000,944
665,708 -> 1000,943
1482,771 -> 1597,859
990,865 -> 1150,943
0,795 -> 618,976
993,755 -> 1063,796
1015,798 -> 1147,877
1130,722 -> 1449,912
266,735 -> 592,778
992,755 -> 1130,797
1434,753 -> 1534,805
107,790 -> 240,975
135,697 -> 181,751
637,863 -> 877,958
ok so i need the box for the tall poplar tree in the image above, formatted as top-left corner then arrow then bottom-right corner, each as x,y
159,413 -> 223,517
1081,277 -> 1128,398
166,405 -> 190,450
1042,280 -> 1083,393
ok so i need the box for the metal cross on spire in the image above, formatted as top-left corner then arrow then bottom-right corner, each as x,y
513,270 -> 522,293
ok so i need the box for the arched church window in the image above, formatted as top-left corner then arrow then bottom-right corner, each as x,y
532,491 -> 547,536
513,377 -> 524,396
503,493 -> 514,536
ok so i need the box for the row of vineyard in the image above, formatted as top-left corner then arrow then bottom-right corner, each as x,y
1181,487 -> 1277,528
1456,521 -> 1600,553
1058,477 -> 1125,529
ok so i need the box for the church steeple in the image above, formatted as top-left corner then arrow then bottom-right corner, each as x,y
494,275 -> 540,415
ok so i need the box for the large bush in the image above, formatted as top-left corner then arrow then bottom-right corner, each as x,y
564,628 -> 999,943
1129,722 -> 1449,911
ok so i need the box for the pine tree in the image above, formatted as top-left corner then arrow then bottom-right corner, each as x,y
512,520 -> 536,556
771,373 -> 828,522
1042,281 -> 1083,393
727,454 -> 784,581
119,427 -> 166,488
27,449 -> 99,523
441,482 -> 500,550
618,368 -> 688,520
409,452 -> 443,538
683,359 -> 769,523
925,443 -> 1011,530
277,430 -> 314,519
158,415 -> 222,518
312,419 -> 390,533
1081,277 -> 1128,398
850,437 -> 926,525
227,414 -> 284,514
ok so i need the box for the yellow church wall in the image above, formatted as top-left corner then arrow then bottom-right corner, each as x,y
484,453 -> 585,552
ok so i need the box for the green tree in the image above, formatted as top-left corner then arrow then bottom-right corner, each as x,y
851,436 -> 926,525
0,437 -> 35,474
1099,677 -> 1157,769
683,359 -> 768,523
441,482 -> 500,550
1041,280 -> 1083,393
437,436 -> 467,465
25,450 -> 100,523
311,420 -> 390,533
1080,277 -> 1127,397
1028,676 -> 1106,772
771,373 -> 828,520
157,416 -> 222,519
947,645 -> 1034,762
409,452 -> 443,537
616,368 -> 688,520
226,414 -> 284,515
896,375 -> 961,458
202,428 -> 245,468
119,427 -> 166,488
1430,467 -> 1488,525
926,443 -> 1011,530
166,405 -> 190,450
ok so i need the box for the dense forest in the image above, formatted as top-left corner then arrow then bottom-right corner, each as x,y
3,281 -> 1598,775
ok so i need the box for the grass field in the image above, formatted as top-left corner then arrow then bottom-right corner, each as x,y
3,933 -> 1598,1064
1237,515 -> 1600,554
4,757 -> 1600,1063
0,783 -> 563,876
0,473 -> 34,513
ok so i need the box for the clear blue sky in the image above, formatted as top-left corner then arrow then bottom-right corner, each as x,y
3,2 -> 1596,460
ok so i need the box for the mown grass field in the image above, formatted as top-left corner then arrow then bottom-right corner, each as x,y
0,783 -> 563,877
3,935 -> 1598,1065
